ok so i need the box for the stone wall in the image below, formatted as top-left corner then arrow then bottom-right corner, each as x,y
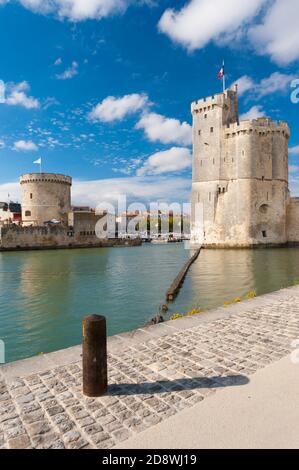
0,225 -> 141,251
287,198 -> 299,243
68,211 -> 104,234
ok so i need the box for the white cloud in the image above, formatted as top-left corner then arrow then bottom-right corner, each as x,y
289,165 -> 299,174
56,61 -> 78,80
89,93 -> 149,122
232,76 -> 255,96
240,105 -> 265,120
289,175 -> 299,197
2,0 -> 156,22
249,0 -> 299,65
136,112 -> 192,146
0,176 -> 191,205
72,175 -> 191,205
158,0 -> 265,51
0,80 -> 5,103
137,147 -> 192,176
5,81 -> 40,109
14,140 -> 38,151
16,0 -> 129,21
43,97 -> 60,109
0,139 -> 5,149
54,57 -> 62,65
233,72 -> 294,99
158,0 -> 299,66
0,182 -> 20,203
256,72 -> 295,98
289,145 -> 299,156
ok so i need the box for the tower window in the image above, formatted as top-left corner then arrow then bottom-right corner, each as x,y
30,193 -> 33,199
259,204 -> 269,214
210,127 -> 214,133
204,114 -> 207,119
198,130 -> 201,136
262,176 -> 265,181
262,231 -> 267,238
25,210 -> 31,217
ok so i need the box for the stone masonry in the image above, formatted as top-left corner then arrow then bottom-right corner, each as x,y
20,173 -> 72,227
190,89 -> 299,247
1,285 -> 299,449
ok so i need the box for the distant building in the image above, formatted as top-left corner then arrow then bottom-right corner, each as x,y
0,202 -> 21,226
117,211 -> 142,236
0,172 -> 141,250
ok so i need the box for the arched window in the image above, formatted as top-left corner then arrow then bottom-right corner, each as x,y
25,210 -> 31,217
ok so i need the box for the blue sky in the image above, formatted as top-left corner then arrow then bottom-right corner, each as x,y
0,0 -> 299,206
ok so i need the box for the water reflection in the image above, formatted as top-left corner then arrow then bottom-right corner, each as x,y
173,248 -> 299,313
2,245 -> 299,363
0,245 -> 188,362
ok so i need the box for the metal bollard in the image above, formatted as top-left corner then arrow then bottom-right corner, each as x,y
82,315 -> 108,397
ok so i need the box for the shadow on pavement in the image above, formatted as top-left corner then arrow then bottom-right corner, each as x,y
108,374 -> 249,396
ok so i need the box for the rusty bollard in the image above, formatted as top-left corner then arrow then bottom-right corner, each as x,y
82,315 -> 108,397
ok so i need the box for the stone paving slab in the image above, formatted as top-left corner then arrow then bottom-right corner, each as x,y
1,285 -> 299,449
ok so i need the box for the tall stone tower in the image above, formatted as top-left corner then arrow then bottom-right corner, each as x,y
191,89 -> 290,247
20,173 -> 72,226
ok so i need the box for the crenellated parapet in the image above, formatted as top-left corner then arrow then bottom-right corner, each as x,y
191,89 -> 237,114
20,173 -> 72,186
224,118 -> 290,139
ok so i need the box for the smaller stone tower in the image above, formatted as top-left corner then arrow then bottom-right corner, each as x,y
20,173 -> 72,226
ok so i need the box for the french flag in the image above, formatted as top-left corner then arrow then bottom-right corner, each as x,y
218,62 -> 225,80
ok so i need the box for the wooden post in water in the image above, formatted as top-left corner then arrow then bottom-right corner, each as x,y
166,248 -> 201,302
82,315 -> 108,397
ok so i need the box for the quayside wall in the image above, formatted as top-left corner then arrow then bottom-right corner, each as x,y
0,225 -> 141,251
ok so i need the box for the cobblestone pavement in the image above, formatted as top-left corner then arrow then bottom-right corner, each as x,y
1,286 -> 299,449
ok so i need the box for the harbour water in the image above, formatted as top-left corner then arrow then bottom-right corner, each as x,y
1,244 -> 299,363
